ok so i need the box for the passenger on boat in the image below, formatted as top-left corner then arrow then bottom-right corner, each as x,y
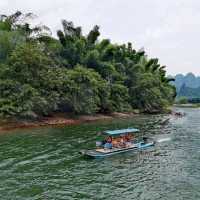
112,138 -> 119,148
111,135 -> 133,148
125,134 -> 132,147
104,136 -> 113,149
118,135 -> 126,148
128,133 -> 134,141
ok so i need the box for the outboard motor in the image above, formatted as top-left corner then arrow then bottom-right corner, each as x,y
142,137 -> 149,144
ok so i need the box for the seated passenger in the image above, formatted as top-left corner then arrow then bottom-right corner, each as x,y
107,136 -> 112,143
104,136 -> 113,149
125,134 -> 133,147
118,135 -> 126,148
104,142 -> 112,149
127,133 -> 134,141
125,139 -> 132,147
110,137 -> 119,148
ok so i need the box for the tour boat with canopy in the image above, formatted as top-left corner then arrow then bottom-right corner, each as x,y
80,128 -> 155,158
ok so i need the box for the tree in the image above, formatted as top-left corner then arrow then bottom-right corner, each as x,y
0,11 -> 176,118
0,43 -> 66,118
87,25 -> 100,45
65,66 -> 109,114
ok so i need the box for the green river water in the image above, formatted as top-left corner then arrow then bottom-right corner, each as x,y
0,107 -> 200,200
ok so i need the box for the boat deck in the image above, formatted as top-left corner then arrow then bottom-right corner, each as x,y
95,144 -> 137,153
80,142 -> 154,158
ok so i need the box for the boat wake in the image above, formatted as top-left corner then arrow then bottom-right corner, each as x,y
156,137 -> 171,143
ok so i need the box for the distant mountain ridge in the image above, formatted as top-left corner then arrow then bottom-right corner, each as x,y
174,73 -> 200,91
173,73 -> 200,98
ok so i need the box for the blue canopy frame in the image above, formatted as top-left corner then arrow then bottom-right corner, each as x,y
103,128 -> 139,136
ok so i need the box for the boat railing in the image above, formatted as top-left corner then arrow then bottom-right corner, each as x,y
95,143 -> 139,153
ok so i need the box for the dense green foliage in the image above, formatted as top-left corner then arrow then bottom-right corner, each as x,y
0,11 -> 175,118
175,96 -> 188,104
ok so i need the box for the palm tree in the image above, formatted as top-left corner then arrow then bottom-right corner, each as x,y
87,25 -> 100,45
0,11 -> 51,41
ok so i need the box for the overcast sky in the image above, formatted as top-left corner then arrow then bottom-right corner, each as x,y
1,0 -> 200,75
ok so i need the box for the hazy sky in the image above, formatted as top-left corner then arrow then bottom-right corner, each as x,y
1,0 -> 200,75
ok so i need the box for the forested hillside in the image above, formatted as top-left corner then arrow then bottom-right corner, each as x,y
0,11 -> 176,119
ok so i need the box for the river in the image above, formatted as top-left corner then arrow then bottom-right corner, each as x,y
0,107 -> 200,200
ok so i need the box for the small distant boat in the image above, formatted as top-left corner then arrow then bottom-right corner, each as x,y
80,128 -> 155,159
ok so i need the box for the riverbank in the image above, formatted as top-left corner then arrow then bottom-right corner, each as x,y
174,103 -> 200,108
0,112 -> 137,133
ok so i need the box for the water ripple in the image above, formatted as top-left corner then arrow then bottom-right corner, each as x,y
0,108 -> 200,199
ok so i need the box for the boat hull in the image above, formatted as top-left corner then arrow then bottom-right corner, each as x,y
80,142 -> 154,159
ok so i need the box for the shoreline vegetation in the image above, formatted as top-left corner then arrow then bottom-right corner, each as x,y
0,11 -> 176,131
174,103 -> 200,108
0,108 -> 176,133
0,112 -> 138,133
0,107 -> 185,133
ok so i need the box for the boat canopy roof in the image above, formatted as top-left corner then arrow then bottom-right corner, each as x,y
103,128 -> 139,136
